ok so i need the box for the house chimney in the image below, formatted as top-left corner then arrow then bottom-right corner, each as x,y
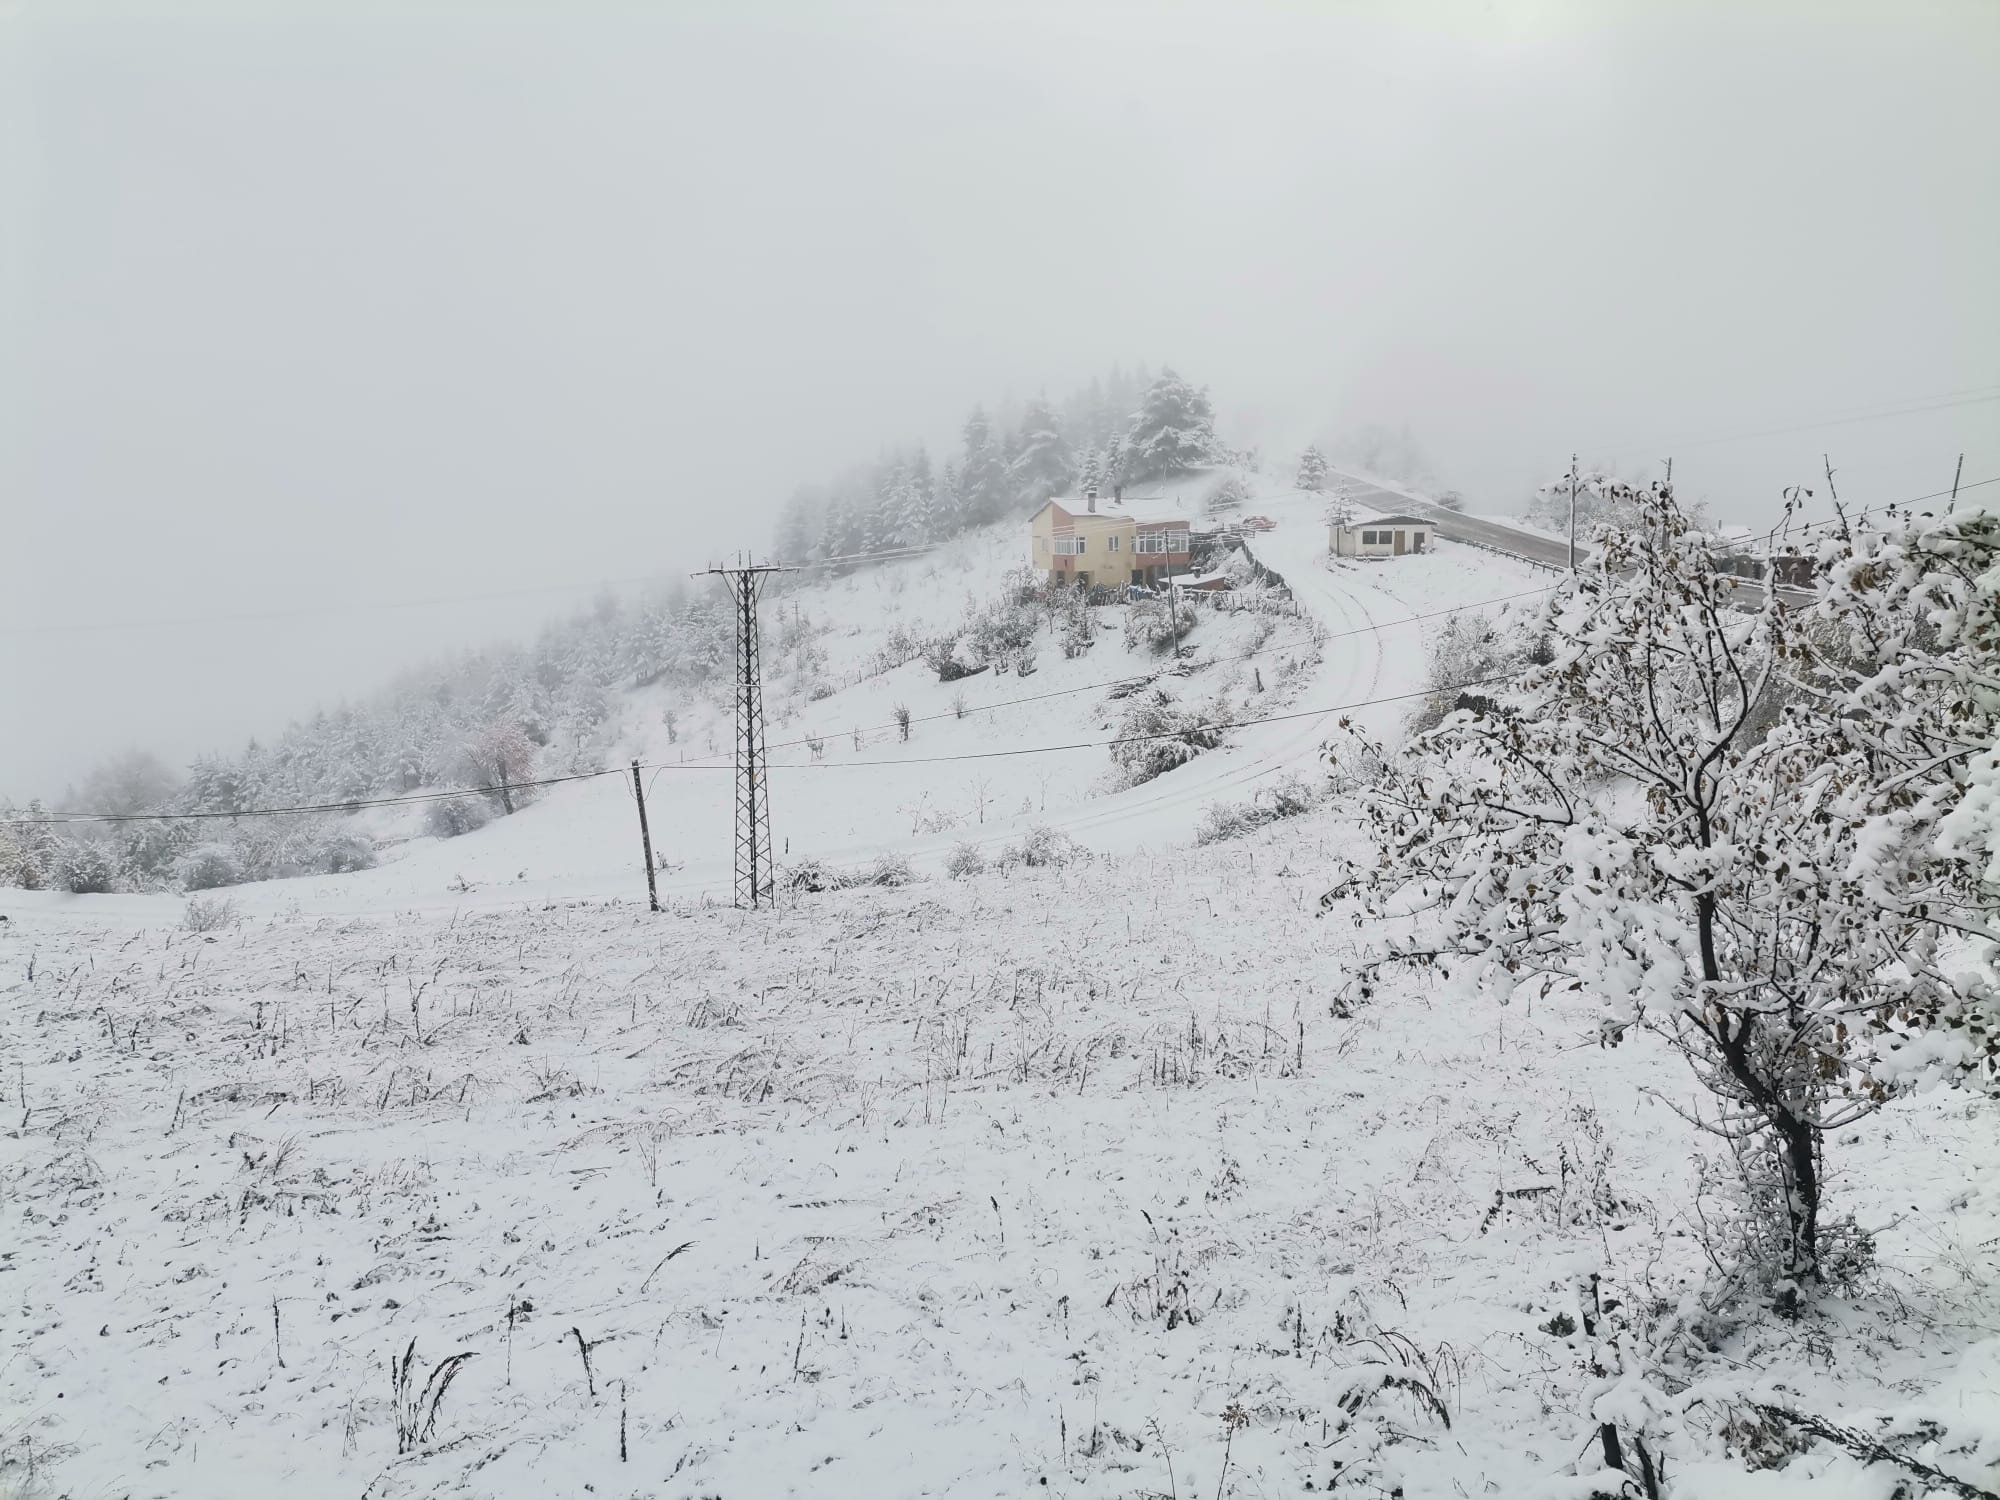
1086,486 -> 1097,513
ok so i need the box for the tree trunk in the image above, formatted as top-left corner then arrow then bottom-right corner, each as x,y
496,753 -> 515,816
1772,1104 -> 1821,1311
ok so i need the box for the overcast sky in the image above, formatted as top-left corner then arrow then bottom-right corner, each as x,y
4,0 -> 1997,797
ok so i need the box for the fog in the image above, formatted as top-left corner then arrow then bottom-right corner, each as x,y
5,0 -> 1997,798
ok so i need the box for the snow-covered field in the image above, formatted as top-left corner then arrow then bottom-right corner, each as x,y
6,483 -> 1996,1499
6,828 -> 1996,1499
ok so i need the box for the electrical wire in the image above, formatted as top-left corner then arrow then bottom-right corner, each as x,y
11,477 -> 1989,825
673,583 -> 1563,766
8,669 -> 1522,825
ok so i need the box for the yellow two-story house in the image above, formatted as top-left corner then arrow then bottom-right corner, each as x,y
1027,488 -> 1194,590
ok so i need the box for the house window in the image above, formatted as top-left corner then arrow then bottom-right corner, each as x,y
1360,530 -> 1379,544
1107,535 -> 1120,552
1053,536 -> 1084,556
1135,529 -> 1189,555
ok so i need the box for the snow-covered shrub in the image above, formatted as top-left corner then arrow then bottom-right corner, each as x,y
1060,611 -> 1094,658
0,801 -> 56,889
176,843 -> 243,892
55,838 -> 117,894
425,796 -> 492,839
922,633 -> 985,683
1124,595 -> 1196,655
1406,611 -> 1525,739
784,858 -> 847,894
319,833 -> 377,874
1110,690 -> 1225,787
999,824 -> 1086,870
862,853 -> 918,887
945,841 -> 986,879
1204,473 -> 1250,516
1195,773 -> 1324,844
119,818 -> 195,887
182,893 -> 236,932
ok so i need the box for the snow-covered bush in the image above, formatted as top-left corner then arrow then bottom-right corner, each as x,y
319,833 -> 377,874
182,893 -> 236,932
176,843 -> 243,892
922,633 -> 986,683
999,824 -> 1086,870
426,795 -> 492,839
1195,773 -> 1324,844
119,818 -> 196,887
862,853 -> 918,887
55,837 -> 117,894
1110,690 -> 1225,787
783,858 -> 846,894
1405,611 -> 1524,739
1124,595 -> 1196,655
1205,474 -> 1250,516
945,841 -> 986,879
0,800 -> 58,889
1059,611 -> 1093,659
1329,481 -> 2000,1306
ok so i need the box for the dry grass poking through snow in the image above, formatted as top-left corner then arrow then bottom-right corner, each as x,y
3,817 -> 1995,1499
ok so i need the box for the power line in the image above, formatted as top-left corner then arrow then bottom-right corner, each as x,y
6,672 -> 1510,826
0,571 -> 693,638
1669,390 -> 2000,452
765,674 -> 1512,769
9,765 -> 675,826
0,542 -> 952,639
679,583 -> 1561,765
14,480 -> 1988,827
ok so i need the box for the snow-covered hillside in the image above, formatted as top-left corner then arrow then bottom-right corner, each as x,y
13,470 -> 1550,918
14,473 -> 1989,1500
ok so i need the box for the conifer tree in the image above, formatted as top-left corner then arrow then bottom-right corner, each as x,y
1296,445 -> 1329,491
1125,368 -> 1222,482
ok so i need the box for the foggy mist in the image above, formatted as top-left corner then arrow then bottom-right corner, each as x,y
6,0 -> 1997,796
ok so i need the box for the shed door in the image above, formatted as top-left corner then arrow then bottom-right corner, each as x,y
1393,529 -> 1407,556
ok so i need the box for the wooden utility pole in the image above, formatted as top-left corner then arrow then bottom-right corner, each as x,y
1950,453 -> 1964,512
1567,454 -> 1580,573
630,759 -> 659,914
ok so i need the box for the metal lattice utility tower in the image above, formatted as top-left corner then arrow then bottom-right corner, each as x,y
701,559 -> 795,907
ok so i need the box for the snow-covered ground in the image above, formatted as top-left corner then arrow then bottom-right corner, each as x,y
14,480 -> 1547,923
7,474 -> 1994,1499
5,825 -> 1996,1499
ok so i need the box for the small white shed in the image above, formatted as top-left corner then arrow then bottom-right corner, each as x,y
1331,515 -> 1434,559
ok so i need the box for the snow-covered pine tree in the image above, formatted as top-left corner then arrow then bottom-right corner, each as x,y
1296,445 -> 1329,491
903,448 -> 935,544
1078,447 -> 1102,497
934,461 -> 964,539
1008,396 -> 1073,506
1103,432 -> 1126,491
1124,368 -> 1221,482
957,406 -> 1010,527
774,488 -> 818,563
1326,483 -> 2000,1306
